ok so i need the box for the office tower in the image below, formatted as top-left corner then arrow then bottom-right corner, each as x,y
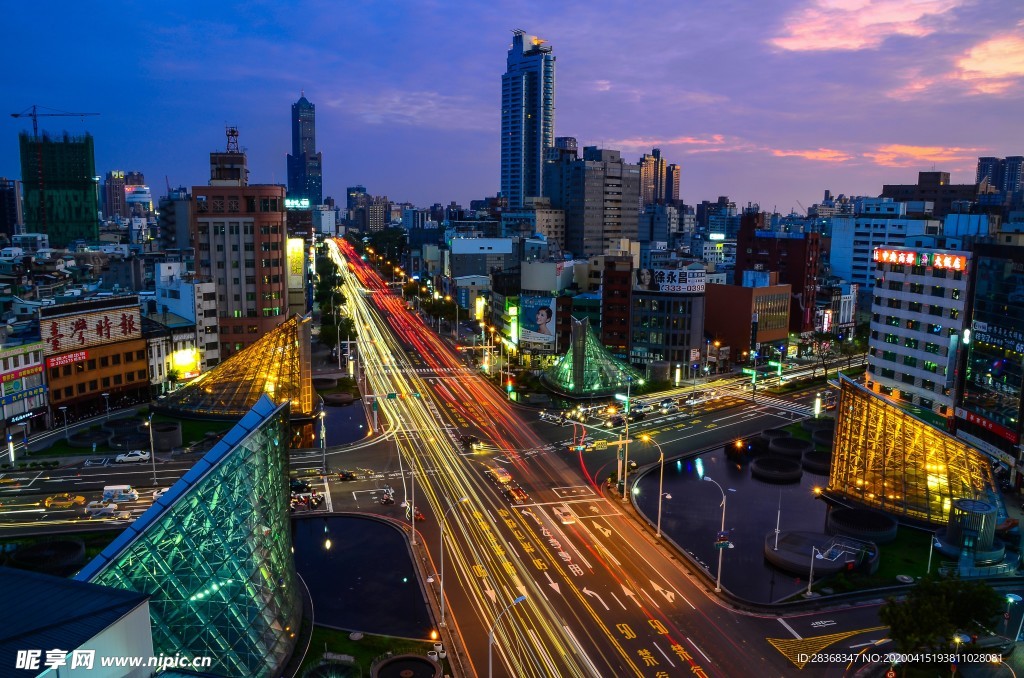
976,156 -> 1024,194
103,171 -> 126,219
638,148 -> 667,208
0,178 -> 22,240
191,127 -> 288,361
125,171 -> 145,186
547,147 -> 640,257
19,132 -> 99,248
665,164 -> 681,203
881,171 -> 979,217
287,94 -> 323,206
501,30 -> 555,208
157,187 -> 192,251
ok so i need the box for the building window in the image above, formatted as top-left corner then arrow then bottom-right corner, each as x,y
102,377 -> 110,387
909,301 -> 923,312
904,356 -> 918,368
884,333 -> 899,344
112,354 -> 120,365
901,373 -> 915,385
113,375 -> 122,385
924,342 -> 940,354
904,337 -> 919,350
930,285 -> 945,297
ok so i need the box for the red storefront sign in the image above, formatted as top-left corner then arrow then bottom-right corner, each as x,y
961,410 -> 1020,444
45,351 -> 89,369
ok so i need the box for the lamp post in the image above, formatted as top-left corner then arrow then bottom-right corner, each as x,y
59,406 -> 68,440
705,476 -> 727,592
146,413 -> 156,486
439,496 -> 469,627
102,392 -> 110,422
640,435 -> 666,538
806,546 -> 826,597
488,595 -> 527,678
319,411 -> 327,474
622,377 -> 633,504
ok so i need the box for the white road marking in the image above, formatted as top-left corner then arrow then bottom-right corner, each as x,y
777,617 -> 802,639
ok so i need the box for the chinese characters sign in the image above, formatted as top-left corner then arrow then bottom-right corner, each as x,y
287,237 -> 305,288
960,409 -> 1020,444
45,351 -> 88,369
634,268 -> 706,294
872,248 -> 968,272
41,308 -> 140,355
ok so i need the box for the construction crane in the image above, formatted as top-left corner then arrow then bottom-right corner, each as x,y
10,104 -> 99,138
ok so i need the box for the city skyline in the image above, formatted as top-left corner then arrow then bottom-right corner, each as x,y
3,0 -> 1023,210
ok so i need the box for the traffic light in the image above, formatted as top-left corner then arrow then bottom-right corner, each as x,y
506,379 -> 514,393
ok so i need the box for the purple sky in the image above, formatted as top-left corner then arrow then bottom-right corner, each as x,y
3,1 -> 1023,212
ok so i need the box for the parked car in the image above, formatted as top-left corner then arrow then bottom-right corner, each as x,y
44,493 -> 86,509
115,450 -> 150,464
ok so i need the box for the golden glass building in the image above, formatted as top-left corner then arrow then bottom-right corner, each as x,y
829,375 -> 995,524
157,314 -> 314,419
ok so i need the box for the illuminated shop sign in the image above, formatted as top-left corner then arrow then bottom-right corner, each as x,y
285,198 -> 311,210
42,308 -> 140,355
872,248 -> 967,272
45,350 -> 89,369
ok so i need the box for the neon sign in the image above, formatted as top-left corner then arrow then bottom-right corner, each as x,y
872,248 -> 967,272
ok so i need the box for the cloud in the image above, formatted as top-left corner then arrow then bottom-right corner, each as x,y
769,0 -> 961,52
322,90 -> 490,131
863,143 -> 982,167
592,79 -> 613,92
771,148 -> 854,162
953,33 -> 1024,93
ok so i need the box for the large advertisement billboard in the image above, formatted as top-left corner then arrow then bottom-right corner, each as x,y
287,238 -> 305,289
634,268 -> 706,293
519,297 -> 556,348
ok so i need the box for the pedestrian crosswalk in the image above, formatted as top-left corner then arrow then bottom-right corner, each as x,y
400,367 -> 476,376
716,385 -> 814,417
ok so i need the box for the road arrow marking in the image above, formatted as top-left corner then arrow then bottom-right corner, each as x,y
583,587 -> 609,610
651,580 -> 676,603
621,584 -> 641,607
589,505 -> 600,513
484,588 -> 496,604
544,571 -> 561,594
596,524 -> 612,538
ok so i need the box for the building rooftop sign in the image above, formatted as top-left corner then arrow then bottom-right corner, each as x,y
873,247 -> 968,272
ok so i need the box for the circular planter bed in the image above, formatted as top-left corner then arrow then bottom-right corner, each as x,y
802,451 -> 832,475
313,377 -> 338,390
68,429 -> 112,449
826,508 -> 899,544
768,437 -> 812,459
324,392 -> 356,406
750,456 -> 803,483
812,428 -> 835,448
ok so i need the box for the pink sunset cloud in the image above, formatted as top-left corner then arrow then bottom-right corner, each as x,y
769,0 -> 961,52
863,143 -> 982,168
771,148 -> 854,162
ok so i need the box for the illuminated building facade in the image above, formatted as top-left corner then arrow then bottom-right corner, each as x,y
156,314 -> 313,419
866,246 -> 970,416
543,318 -> 642,396
501,31 -> 555,209
956,243 -> 1024,472
829,375 -> 994,524
77,396 -> 301,677
42,296 -> 150,420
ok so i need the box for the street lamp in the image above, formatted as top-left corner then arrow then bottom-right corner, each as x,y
145,413 -> 156,486
640,435 -> 667,538
319,411 -> 327,474
806,546 -> 826,597
704,476 -> 727,592
438,496 -> 469,627
102,392 -> 110,421
59,406 -> 68,441
622,377 -> 634,504
488,595 -> 527,678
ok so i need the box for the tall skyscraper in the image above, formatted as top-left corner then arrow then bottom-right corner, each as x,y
501,30 -> 555,209
103,170 -> 126,219
287,94 -> 323,206
665,163 -> 681,203
638,148 -> 667,208
19,132 -> 99,247
976,156 -> 1024,194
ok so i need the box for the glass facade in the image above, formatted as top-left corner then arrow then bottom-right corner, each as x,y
158,314 -> 313,419
960,248 -> 1024,450
830,376 -> 994,524
76,396 -> 301,677
543,318 -> 642,396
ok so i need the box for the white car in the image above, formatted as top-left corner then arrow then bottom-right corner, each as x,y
115,450 -> 151,464
553,504 -> 577,525
84,501 -> 118,517
153,487 -> 170,500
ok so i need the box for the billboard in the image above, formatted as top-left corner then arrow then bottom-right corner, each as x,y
42,307 -> 141,355
634,268 -> 706,293
519,297 -> 556,347
287,238 -> 305,289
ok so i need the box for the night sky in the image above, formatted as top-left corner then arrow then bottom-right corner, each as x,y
3,0 -> 1022,211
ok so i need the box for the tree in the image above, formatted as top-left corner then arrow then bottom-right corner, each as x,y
880,577 -> 1003,652
810,331 -> 835,379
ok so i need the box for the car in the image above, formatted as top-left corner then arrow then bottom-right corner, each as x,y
459,435 -> 481,450
290,479 -> 313,493
627,411 -> 646,423
84,502 -> 118,517
607,415 -> 625,428
115,449 -> 150,464
553,504 -> 576,525
152,487 -> 170,501
111,510 -> 134,521
336,471 -> 358,481
505,486 -> 529,504
44,493 -> 86,509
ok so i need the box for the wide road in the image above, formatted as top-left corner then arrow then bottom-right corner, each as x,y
333,237 -> 870,678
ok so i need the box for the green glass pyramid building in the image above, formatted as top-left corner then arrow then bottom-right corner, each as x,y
543,317 -> 643,396
76,396 -> 301,677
